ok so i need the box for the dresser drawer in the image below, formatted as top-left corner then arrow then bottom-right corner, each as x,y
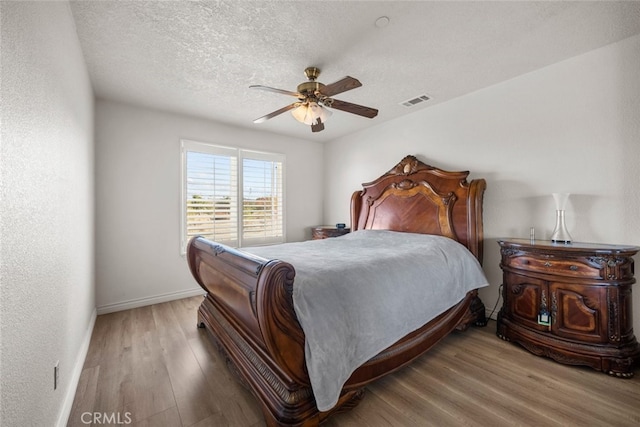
508,255 -> 602,279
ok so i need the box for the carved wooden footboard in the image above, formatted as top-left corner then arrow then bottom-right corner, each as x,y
187,155 -> 488,426
188,237 -> 485,426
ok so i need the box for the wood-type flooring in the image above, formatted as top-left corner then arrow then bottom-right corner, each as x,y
68,296 -> 640,426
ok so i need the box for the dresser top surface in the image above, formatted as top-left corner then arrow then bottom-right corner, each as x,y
498,238 -> 640,254
312,225 -> 350,230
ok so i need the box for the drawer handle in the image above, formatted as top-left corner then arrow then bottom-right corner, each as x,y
569,265 -> 578,271
544,261 -> 552,267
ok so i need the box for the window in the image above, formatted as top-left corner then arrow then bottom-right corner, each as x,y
181,140 -> 285,253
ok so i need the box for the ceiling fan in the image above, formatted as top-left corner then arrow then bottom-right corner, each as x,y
250,67 -> 378,133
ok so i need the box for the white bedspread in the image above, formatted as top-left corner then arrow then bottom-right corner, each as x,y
244,230 -> 488,411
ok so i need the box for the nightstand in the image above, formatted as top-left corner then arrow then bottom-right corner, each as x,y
497,238 -> 640,377
311,225 -> 350,240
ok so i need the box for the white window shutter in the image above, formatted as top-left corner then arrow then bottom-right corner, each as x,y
241,152 -> 285,246
181,141 -> 284,253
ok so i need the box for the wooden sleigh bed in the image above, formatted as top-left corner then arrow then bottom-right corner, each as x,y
187,155 -> 488,426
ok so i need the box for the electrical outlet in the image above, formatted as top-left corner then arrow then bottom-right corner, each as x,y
54,361 -> 59,390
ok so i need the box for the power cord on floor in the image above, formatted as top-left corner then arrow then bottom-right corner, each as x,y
486,283 -> 503,322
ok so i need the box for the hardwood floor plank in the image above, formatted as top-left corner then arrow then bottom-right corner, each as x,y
188,333 -> 264,426
152,302 -> 222,426
132,406 -> 182,427
122,327 -> 176,422
131,305 -> 157,337
324,388 -> 419,427
417,340 -> 575,426
69,297 -> 640,427
92,312 -> 135,417
82,310 -> 130,370
67,366 -> 100,427
445,326 -> 640,426
371,375 -> 481,426
408,360 -> 536,426
172,295 -> 205,341
471,330 -> 640,423
188,411 -> 232,427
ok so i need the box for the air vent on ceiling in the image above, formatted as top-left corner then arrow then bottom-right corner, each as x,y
400,94 -> 431,108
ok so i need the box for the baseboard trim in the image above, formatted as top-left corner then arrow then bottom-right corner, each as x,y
56,307 -> 97,427
96,288 -> 205,315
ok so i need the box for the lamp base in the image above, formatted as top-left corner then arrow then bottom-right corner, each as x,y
550,209 -> 572,244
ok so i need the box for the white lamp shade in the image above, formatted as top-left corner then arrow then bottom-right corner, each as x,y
291,104 -> 310,124
291,102 -> 332,125
552,193 -> 570,211
309,102 -> 332,124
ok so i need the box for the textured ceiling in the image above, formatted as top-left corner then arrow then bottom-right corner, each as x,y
69,1 -> 640,142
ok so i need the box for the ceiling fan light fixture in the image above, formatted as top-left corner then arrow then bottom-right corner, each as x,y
291,102 -> 332,126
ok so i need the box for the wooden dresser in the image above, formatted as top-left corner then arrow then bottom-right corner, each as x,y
311,225 -> 350,240
497,238 -> 640,377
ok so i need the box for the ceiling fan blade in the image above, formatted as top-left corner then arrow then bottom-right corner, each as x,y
320,76 -> 362,97
328,99 -> 378,119
250,85 -> 301,97
253,103 -> 297,123
311,118 -> 325,133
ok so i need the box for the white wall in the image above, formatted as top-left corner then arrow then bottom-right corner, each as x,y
94,100 -> 324,311
0,2 -> 95,426
324,34 -> 640,333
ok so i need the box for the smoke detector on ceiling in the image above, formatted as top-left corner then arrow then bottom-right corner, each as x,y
400,94 -> 431,108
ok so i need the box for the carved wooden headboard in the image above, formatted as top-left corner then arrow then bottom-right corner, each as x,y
350,155 -> 486,263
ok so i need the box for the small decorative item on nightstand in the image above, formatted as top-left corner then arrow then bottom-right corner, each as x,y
311,225 -> 350,240
497,238 -> 640,377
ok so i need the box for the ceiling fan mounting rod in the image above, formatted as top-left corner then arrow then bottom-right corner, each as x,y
304,67 -> 321,81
